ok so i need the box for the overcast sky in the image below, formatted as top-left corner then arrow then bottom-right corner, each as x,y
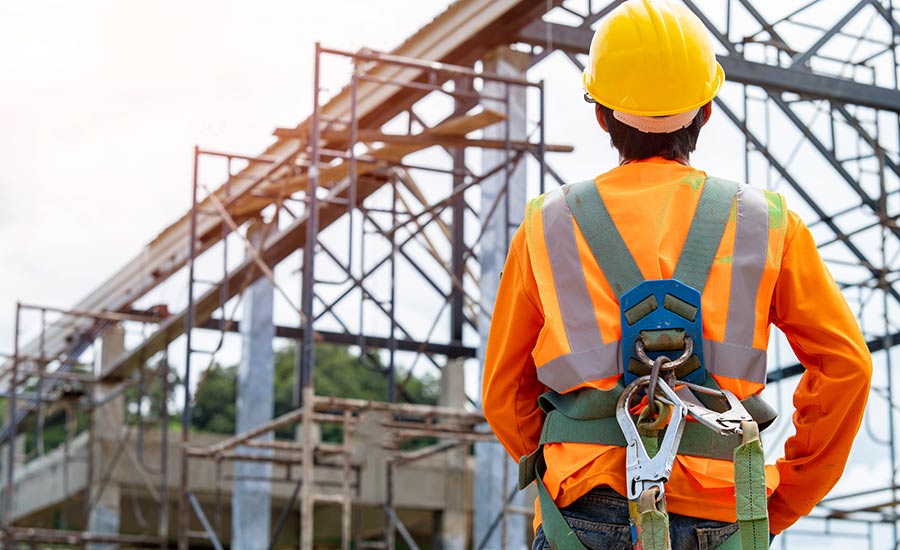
0,0 -> 451,345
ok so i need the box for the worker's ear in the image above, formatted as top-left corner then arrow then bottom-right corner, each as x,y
595,104 -> 609,133
699,102 -> 713,127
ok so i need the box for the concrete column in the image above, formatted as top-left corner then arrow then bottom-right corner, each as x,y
0,433 -> 26,523
88,325 -> 125,549
13,434 -> 25,466
474,46 -> 531,550
437,358 -> 467,550
232,222 -> 275,550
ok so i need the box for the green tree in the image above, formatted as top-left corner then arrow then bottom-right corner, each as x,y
190,362 -> 236,434
124,359 -> 181,426
190,343 -> 439,442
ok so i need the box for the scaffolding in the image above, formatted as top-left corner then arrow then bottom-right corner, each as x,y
1,36 -> 554,548
3,0 -> 900,548
175,45 -> 550,549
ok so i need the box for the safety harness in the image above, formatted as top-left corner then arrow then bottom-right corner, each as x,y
518,178 -> 775,550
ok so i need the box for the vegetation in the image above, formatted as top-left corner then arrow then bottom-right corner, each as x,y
15,343 -> 438,455
191,344 -> 439,441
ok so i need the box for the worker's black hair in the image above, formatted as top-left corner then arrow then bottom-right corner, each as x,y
598,104 -> 707,162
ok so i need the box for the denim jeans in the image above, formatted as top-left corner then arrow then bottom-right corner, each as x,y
531,488 -> 740,550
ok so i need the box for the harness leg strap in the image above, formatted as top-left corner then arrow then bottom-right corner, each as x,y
635,488 -> 672,550
718,420 -> 769,549
534,452 -> 588,550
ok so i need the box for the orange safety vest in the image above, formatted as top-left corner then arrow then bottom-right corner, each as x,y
524,177 -> 786,394
522,161 -> 787,526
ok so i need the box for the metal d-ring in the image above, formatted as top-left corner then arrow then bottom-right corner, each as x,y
640,336 -> 694,414
635,335 -> 694,371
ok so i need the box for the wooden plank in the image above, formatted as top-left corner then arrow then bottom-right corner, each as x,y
228,110 -> 506,219
276,127 -> 573,153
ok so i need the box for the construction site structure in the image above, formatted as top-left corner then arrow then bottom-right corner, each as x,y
3,1 -> 900,548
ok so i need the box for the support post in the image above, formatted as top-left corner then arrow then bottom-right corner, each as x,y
450,76 -> 470,348
474,46 -> 530,550
437,358 -> 467,550
232,222 -> 275,550
3,302 -> 21,530
88,325 -> 125,550
299,42 -> 322,550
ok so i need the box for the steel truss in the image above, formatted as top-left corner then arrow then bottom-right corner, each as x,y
516,1 -> 900,547
4,0 -> 900,548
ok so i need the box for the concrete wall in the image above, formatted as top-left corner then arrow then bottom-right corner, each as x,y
6,426 -> 490,546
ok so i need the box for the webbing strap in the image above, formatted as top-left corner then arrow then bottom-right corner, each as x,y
538,382 -> 624,418
534,454 -> 588,550
717,531 -> 743,550
639,508 -> 672,550
563,180 -> 643,298
536,410 -> 739,461
563,177 -> 740,299
673,177 -> 740,292
733,421 -> 769,550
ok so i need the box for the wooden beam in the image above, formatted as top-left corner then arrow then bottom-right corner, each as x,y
229,110 -> 508,219
275,127 -> 572,154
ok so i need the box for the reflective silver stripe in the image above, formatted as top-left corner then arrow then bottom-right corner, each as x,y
539,338 -> 768,393
705,339 -> 768,385
536,340 -> 621,393
537,183 -> 771,394
542,188 -> 604,354
724,185 -> 769,347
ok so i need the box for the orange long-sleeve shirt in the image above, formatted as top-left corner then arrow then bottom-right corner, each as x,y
482,158 -> 872,535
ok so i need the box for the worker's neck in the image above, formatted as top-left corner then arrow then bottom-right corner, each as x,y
619,154 -> 690,166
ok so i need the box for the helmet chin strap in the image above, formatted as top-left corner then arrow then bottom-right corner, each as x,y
613,108 -> 700,134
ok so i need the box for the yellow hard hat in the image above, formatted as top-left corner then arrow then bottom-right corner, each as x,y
582,0 -> 725,117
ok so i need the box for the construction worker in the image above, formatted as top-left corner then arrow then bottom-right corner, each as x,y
482,1 -> 872,549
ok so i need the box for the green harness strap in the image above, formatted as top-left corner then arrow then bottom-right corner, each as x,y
517,375 -> 777,488
712,422 -> 769,550
527,422 -> 769,550
672,177 -> 740,292
534,452 -> 590,550
733,421 -> 770,549
564,176 -> 739,297
637,489 -> 672,550
562,181 -> 643,298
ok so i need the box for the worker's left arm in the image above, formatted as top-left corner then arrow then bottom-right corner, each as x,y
482,225 -> 547,461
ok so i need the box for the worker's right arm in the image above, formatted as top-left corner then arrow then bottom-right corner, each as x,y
482,226 -> 547,461
767,210 -> 873,534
